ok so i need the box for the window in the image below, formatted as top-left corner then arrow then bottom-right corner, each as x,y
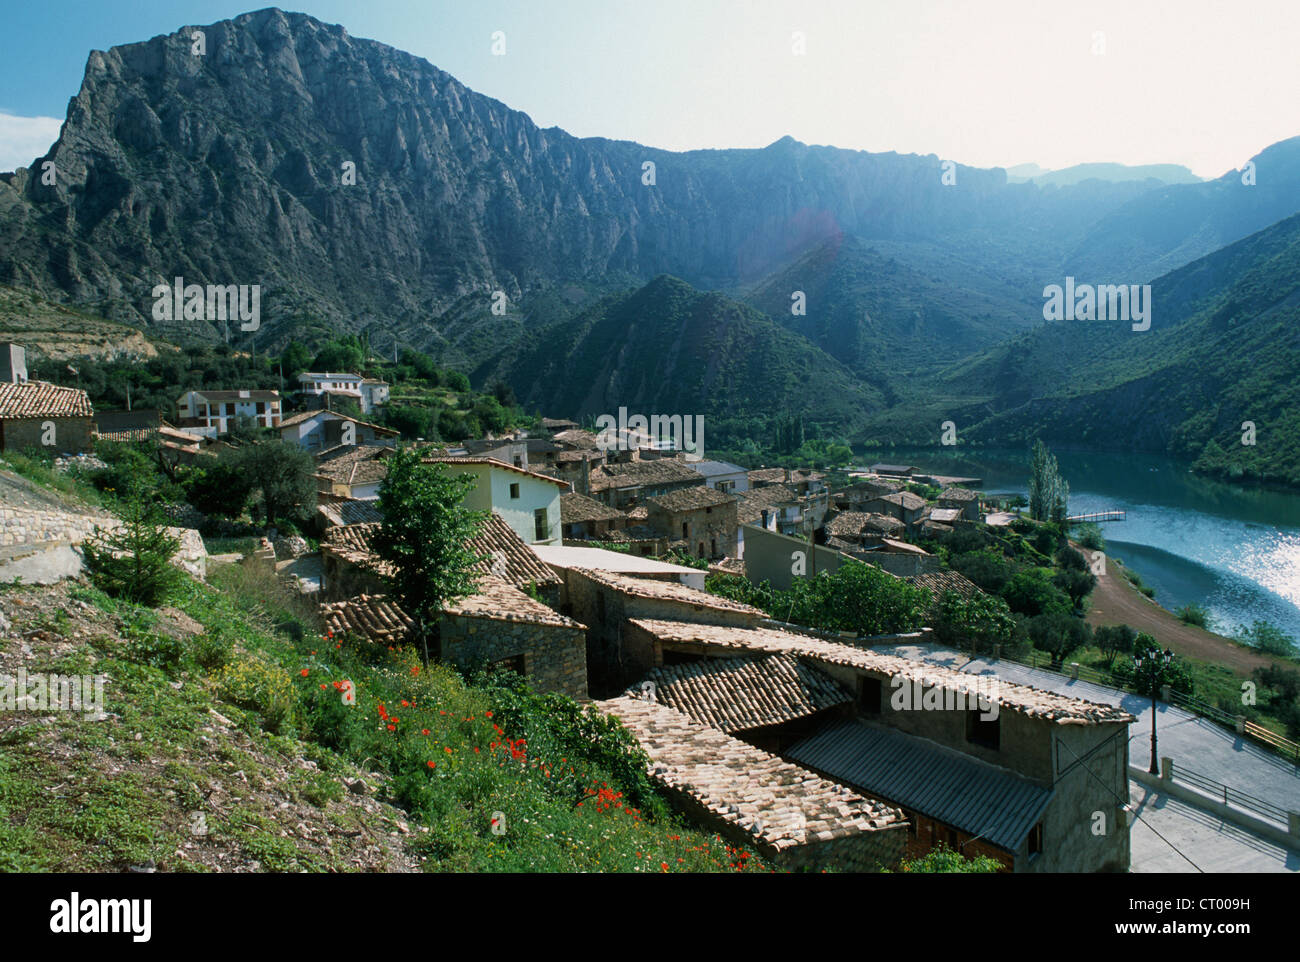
509,482 -> 520,499
534,508 -> 548,542
947,829 -> 959,849
858,677 -> 882,715
904,811 -> 917,838
1028,821 -> 1043,856
682,522 -> 689,540
966,710 -> 1000,750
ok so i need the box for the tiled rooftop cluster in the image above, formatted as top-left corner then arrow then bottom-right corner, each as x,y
598,695 -> 903,850
633,654 -> 851,733
442,574 -> 581,628
629,619 -> 1135,724
560,491 -> 626,524
646,485 -> 736,512
321,594 -> 413,646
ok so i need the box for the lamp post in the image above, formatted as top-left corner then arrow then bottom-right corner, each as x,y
1133,646 -> 1174,775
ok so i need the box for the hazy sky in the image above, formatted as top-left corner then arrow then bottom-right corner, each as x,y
2,0 -> 1298,176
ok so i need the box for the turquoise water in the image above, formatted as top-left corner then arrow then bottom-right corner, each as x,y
865,448 -> 1300,641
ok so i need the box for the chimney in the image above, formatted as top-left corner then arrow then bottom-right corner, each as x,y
1,343 -> 27,385
760,509 -> 770,530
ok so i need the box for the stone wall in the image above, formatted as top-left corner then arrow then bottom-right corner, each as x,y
0,417 -> 94,454
0,504 -> 206,580
440,613 -> 588,700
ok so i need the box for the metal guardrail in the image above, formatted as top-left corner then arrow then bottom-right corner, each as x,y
1170,764 -> 1290,826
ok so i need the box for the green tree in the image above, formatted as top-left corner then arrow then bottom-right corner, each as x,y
280,341 -> 312,378
234,442 -> 318,525
1028,439 -> 1069,523
82,491 -> 186,606
896,846 -> 1002,873
1026,610 -> 1092,667
1094,624 -> 1137,669
374,450 -> 488,661
934,590 -> 1018,655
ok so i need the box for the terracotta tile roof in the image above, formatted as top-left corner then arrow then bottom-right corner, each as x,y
573,568 -> 762,615
552,428 -> 599,449
322,594 -> 413,646
423,456 -> 570,488
927,507 -> 963,524
939,487 -> 980,503
907,569 -> 983,602
442,574 -> 581,628
628,619 -> 1136,725
735,484 -> 801,524
561,491 -> 626,525
646,485 -> 736,513
598,696 -> 903,850
316,459 -> 389,486
96,427 -> 157,442
322,515 -> 561,590
875,491 -> 927,511
635,654 -> 851,733
826,511 -> 904,539
316,499 -> 384,527
747,468 -> 788,485
555,449 -> 604,463
587,458 -> 705,491
0,381 -> 93,419
316,442 -> 392,464
541,417 -> 579,431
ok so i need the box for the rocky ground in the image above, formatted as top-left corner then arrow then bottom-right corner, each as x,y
0,579 -> 422,872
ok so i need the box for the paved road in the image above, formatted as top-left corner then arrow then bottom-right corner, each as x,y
1128,779 -> 1300,873
888,642 -> 1300,814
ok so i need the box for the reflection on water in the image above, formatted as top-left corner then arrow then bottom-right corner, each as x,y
865,447 -> 1300,640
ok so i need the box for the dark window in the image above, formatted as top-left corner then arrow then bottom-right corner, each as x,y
858,677 -> 882,714
904,811 -> 917,838
1028,821 -> 1043,856
966,710 -> 1000,750
509,482 -> 520,499
682,522 -> 689,540
492,654 -> 526,676
710,538 -> 717,556
947,829 -> 959,849
534,508 -> 548,541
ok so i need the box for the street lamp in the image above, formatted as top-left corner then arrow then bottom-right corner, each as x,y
1133,647 -> 1174,775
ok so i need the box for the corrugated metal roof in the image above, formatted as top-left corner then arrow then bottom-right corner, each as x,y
786,720 -> 1053,852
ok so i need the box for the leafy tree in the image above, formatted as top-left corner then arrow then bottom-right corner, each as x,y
1026,610 -> 1092,667
1233,620 -> 1297,656
233,441 -> 318,525
1052,566 -> 1097,609
950,548 -> 1017,594
1094,624 -> 1137,669
1028,439 -> 1069,523
823,561 -> 930,636
182,453 -> 254,518
280,341 -> 312,378
374,450 -> 488,661
1111,634 -> 1194,696
1000,568 -> 1070,617
933,590 -> 1019,655
444,371 -> 471,392
82,489 -> 186,606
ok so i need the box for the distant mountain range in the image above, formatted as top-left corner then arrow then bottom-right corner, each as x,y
3,8 -> 1300,480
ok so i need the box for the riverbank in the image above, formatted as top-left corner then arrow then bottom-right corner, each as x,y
1086,549 -> 1283,676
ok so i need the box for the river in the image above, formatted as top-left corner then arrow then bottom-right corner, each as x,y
862,447 -> 1300,641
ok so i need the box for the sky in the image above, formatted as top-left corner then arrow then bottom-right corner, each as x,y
2,0 -> 1299,177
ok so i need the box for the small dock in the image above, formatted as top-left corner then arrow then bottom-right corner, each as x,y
1067,510 -> 1126,524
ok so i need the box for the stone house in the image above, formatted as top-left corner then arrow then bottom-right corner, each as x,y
937,486 -> 982,522
862,491 -> 928,529
599,695 -> 906,871
0,349 -> 94,454
322,580 -> 588,699
586,457 -> 706,509
560,491 -> 627,540
645,485 -> 738,560
620,618 -> 1135,872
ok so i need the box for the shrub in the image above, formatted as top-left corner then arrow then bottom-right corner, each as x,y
218,655 -> 300,734
1233,620 -> 1297,656
933,590 -> 1020,656
124,631 -> 186,672
191,627 -> 235,671
1074,523 -> 1105,551
1176,603 -> 1210,629
82,495 -> 186,607
897,846 -> 1002,873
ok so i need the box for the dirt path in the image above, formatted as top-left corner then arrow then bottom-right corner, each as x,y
1084,548 -> 1280,676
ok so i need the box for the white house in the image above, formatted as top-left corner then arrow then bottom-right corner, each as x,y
688,459 -> 749,494
177,389 -> 281,437
278,409 -> 399,451
297,372 -> 390,414
424,456 -> 569,545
